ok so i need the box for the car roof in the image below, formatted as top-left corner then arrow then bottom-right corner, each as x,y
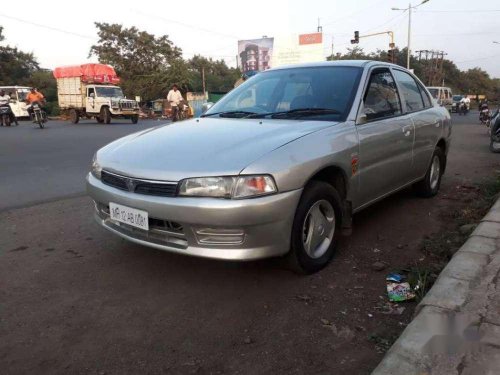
268,60 -> 403,71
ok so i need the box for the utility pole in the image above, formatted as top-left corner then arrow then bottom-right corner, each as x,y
392,0 -> 429,70
317,18 -> 322,33
201,67 -> 206,96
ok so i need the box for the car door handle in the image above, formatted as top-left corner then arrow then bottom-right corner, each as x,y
402,126 -> 412,137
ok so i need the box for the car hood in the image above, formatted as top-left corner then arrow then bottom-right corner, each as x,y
98,117 -> 337,181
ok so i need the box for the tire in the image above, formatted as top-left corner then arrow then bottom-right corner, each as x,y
96,116 -> 104,124
490,139 -> 500,153
413,148 -> 445,198
69,109 -> 79,124
131,114 -> 139,124
2,114 -> 10,126
100,107 -> 111,124
286,181 -> 342,274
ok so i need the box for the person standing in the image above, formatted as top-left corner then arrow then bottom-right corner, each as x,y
167,84 -> 183,122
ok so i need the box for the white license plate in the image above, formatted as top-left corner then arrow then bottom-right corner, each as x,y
109,202 -> 149,230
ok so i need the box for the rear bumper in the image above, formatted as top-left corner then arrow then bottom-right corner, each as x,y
86,173 -> 302,260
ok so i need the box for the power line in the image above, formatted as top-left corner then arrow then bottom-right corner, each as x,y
132,9 -> 241,40
418,9 -> 500,13
455,54 -> 500,64
0,13 -> 95,40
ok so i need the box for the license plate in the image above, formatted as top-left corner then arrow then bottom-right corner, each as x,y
109,202 -> 149,230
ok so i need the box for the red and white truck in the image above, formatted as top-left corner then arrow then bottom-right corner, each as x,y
53,64 -> 139,124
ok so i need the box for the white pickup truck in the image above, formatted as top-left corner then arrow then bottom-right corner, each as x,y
54,64 -> 139,124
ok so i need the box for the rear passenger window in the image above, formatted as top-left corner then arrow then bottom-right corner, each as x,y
362,69 -> 402,121
393,70 -> 425,112
418,84 -> 432,108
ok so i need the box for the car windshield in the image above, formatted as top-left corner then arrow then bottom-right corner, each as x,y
95,87 -> 124,98
428,88 -> 439,99
203,66 -> 362,121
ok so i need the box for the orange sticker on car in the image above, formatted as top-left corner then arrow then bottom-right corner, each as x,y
351,155 -> 359,176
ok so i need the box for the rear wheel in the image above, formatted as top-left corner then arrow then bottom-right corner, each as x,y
69,109 -> 79,124
286,181 -> 342,274
36,112 -> 44,129
490,139 -> 500,153
2,114 -> 10,126
413,148 -> 445,197
100,107 -> 111,124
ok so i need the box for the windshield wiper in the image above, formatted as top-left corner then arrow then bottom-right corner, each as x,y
246,108 -> 341,119
201,110 -> 258,118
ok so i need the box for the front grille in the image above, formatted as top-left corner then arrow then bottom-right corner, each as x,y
101,170 -> 178,197
101,170 -> 128,191
135,182 -> 177,197
120,101 -> 135,109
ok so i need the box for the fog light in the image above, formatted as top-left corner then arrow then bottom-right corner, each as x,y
194,228 -> 245,245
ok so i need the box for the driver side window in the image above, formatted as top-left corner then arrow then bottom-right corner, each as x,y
363,69 -> 402,121
88,88 -> 95,98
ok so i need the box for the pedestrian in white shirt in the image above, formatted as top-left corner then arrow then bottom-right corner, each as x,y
167,84 -> 183,122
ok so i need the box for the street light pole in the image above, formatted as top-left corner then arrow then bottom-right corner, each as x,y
407,3 -> 412,69
392,0 -> 429,70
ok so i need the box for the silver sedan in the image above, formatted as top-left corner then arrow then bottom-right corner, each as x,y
87,60 -> 451,273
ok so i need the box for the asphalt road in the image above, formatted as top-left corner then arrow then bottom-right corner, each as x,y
1,113 -> 499,374
0,119 -> 165,211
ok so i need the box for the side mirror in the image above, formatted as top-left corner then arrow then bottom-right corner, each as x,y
202,102 -> 214,114
89,93 -> 95,98
356,102 -> 368,125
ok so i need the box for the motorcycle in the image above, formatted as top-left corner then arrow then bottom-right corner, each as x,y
27,102 -> 47,129
458,102 -> 468,116
490,109 -> 500,153
480,106 -> 491,126
0,105 -> 12,126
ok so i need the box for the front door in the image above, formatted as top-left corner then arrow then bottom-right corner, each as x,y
355,67 -> 414,208
86,87 -> 96,113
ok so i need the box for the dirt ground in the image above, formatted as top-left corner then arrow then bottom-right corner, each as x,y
1,114 -> 499,375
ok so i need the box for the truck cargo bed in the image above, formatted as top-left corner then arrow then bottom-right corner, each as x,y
56,77 -> 84,109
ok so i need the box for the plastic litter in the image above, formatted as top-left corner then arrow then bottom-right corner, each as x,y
386,273 -> 416,302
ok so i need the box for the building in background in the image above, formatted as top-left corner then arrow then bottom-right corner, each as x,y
238,38 -> 274,73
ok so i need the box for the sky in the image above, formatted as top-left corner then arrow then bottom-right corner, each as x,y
1,0 -> 500,79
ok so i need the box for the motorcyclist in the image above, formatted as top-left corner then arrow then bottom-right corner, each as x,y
167,84 -> 183,122
25,87 -> 46,120
479,99 -> 490,123
459,95 -> 470,114
0,89 -> 18,126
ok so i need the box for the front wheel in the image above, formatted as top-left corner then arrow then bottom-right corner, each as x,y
100,107 -> 111,124
413,148 -> 445,197
286,181 -> 342,274
35,111 -> 44,128
131,114 -> 139,124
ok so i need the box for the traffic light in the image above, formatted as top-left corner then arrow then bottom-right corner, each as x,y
351,31 -> 359,44
388,49 -> 395,63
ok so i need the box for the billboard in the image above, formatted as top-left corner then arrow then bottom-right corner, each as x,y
272,33 -> 324,67
238,38 -> 274,73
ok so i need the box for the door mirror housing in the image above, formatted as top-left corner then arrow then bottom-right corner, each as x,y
89,92 -> 95,98
202,102 -> 214,114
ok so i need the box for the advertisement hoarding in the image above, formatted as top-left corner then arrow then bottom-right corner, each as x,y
238,38 -> 274,73
272,33 -> 324,67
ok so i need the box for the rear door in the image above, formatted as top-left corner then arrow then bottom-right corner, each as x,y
355,67 -> 415,208
392,69 -> 441,180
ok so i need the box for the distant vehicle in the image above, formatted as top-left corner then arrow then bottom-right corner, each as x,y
53,64 -> 140,124
427,86 -> 453,111
0,86 -> 31,118
88,60 -> 451,274
451,95 -> 462,113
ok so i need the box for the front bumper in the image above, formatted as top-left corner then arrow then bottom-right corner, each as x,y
86,173 -> 302,260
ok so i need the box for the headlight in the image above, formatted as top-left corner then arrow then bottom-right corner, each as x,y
179,175 -> 277,199
91,153 -> 102,179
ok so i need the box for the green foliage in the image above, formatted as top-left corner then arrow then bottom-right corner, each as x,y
328,47 -> 500,100
89,22 -> 187,100
188,55 -> 241,93
0,26 -> 39,85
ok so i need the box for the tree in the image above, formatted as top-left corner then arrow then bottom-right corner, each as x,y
188,55 -> 240,93
89,23 -> 186,100
0,25 -> 39,85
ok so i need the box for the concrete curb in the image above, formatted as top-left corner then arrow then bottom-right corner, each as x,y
372,197 -> 500,375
